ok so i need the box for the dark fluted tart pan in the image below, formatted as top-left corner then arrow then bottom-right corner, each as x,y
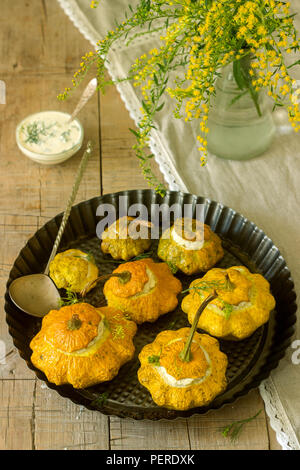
5,189 -> 297,420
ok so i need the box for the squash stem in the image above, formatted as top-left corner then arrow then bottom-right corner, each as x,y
80,271 -> 131,297
179,291 -> 217,362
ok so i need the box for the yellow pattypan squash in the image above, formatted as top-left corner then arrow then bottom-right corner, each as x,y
181,266 -> 276,340
30,303 -> 137,389
101,216 -> 151,261
103,258 -> 182,324
157,218 -> 224,275
138,328 -> 228,410
49,249 -> 98,293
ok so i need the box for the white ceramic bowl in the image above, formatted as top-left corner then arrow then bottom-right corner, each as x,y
16,111 -> 84,165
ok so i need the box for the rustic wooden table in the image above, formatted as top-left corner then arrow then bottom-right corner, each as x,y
0,0 -> 281,450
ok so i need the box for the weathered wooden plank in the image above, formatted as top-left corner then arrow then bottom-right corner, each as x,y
187,390 -> 269,450
110,416 -> 191,450
0,0 -> 92,76
0,0 -> 108,452
34,381 -> 109,450
0,379 -> 36,450
0,215 -> 39,380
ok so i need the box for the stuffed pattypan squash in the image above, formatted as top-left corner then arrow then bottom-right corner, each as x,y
49,249 -> 98,293
157,218 -> 223,275
103,258 -> 182,324
181,266 -> 275,340
101,216 -> 151,261
30,303 -> 137,389
137,328 -> 228,410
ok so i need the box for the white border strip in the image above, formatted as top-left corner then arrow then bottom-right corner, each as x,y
57,0 -> 299,450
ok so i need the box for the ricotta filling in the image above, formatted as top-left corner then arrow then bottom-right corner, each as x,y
207,300 -> 253,316
171,226 -> 205,251
196,280 -> 254,317
131,267 -> 157,298
154,338 -> 212,388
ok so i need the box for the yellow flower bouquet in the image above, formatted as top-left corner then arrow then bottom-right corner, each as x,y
60,0 -> 300,193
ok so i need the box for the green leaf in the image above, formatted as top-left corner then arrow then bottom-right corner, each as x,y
129,128 -> 140,138
91,392 -> 109,409
166,261 -> 178,274
142,100 -> 150,113
148,355 -> 160,366
156,102 -> 165,112
233,60 -> 247,91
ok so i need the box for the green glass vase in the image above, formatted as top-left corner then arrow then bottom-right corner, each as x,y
206,62 -> 276,161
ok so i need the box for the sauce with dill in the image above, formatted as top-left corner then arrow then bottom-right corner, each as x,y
17,111 -> 82,155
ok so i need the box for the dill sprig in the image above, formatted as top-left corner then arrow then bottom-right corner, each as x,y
22,121 -> 54,144
220,409 -> 263,442
166,261 -> 178,274
91,392 -> 109,409
58,289 -> 81,307
222,301 -> 234,320
182,278 -> 235,319
148,355 -> 161,366
181,279 -> 228,295
112,324 -> 125,340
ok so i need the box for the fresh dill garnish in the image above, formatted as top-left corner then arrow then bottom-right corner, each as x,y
182,275 -> 235,295
166,261 -> 178,274
182,281 -> 234,319
58,289 -> 80,307
112,324 -> 125,339
181,279 -> 227,295
22,121 -> 54,144
220,409 -> 262,442
222,301 -> 234,320
103,318 -> 110,330
72,252 -> 95,263
168,318 -> 177,329
60,129 -> 71,142
123,312 -> 133,322
148,355 -> 161,366
92,392 -> 109,409
130,251 -> 154,262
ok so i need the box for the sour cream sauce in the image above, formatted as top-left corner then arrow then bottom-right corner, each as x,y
17,111 -> 82,155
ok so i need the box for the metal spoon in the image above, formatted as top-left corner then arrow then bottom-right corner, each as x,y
67,78 -> 98,124
8,141 -> 93,318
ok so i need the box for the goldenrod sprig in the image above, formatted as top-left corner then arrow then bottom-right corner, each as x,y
59,0 -> 300,192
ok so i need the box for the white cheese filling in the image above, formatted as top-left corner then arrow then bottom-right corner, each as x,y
171,226 -> 205,251
154,338 -> 212,388
207,300 -> 253,316
131,267 -> 157,298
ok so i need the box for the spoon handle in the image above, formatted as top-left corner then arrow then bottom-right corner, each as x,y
68,78 -> 98,123
44,141 -> 93,275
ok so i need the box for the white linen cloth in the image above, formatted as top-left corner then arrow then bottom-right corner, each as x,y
57,0 -> 300,449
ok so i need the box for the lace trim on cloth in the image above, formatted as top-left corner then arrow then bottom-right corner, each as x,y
57,0 -> 299,450
260,378 -> 300,451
